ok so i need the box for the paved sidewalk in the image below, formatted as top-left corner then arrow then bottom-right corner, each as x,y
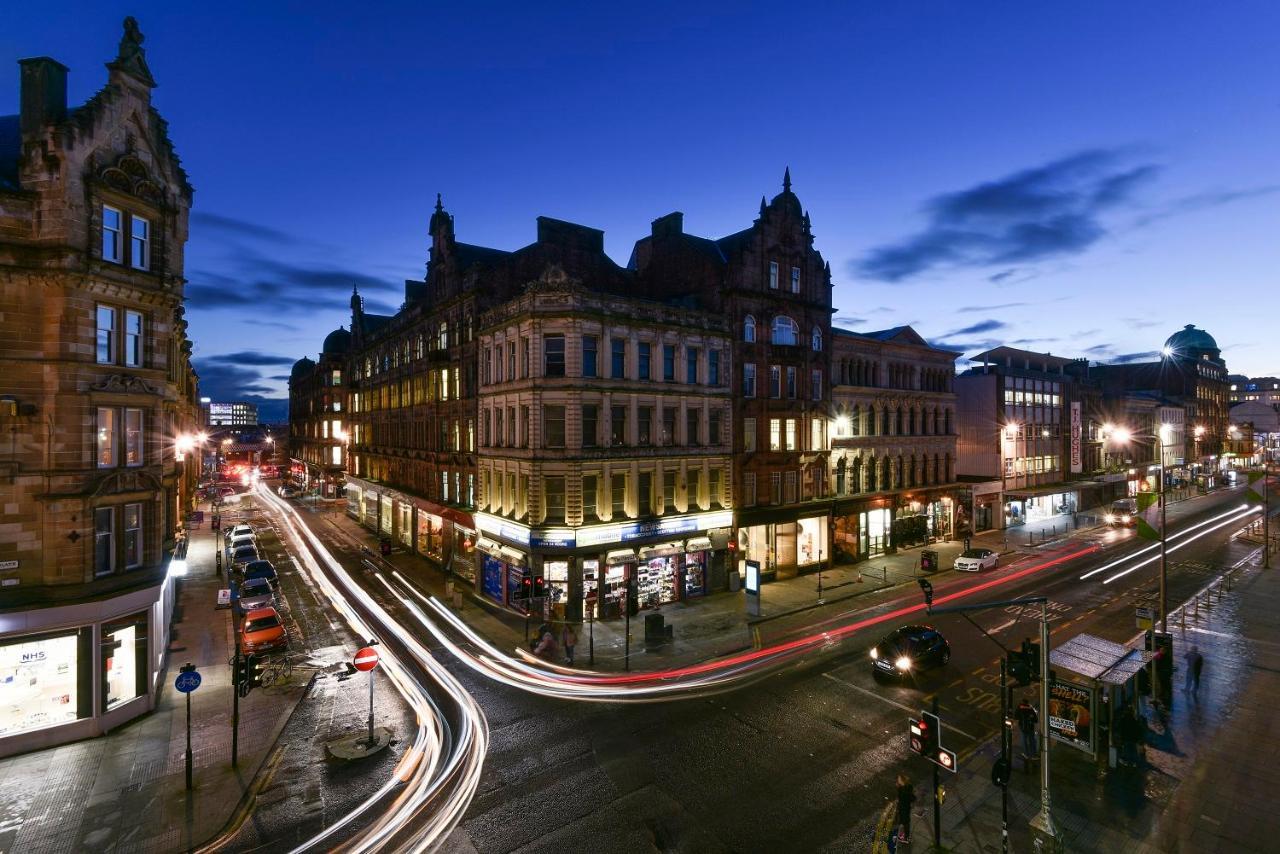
896,534 -> 1277,853
0,496 -> 314,853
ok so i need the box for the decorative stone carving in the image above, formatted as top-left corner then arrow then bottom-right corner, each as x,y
90,373 -> 159,395
92,468 -> 163,497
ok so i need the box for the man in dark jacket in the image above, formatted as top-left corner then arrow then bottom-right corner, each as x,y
1015,698 -> 1039,764
895,773 -> 915,843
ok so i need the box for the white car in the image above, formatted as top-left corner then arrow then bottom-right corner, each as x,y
954,548 -> 999,572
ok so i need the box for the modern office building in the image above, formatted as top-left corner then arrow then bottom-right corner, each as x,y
206,400 -> 258,427
0,20 -> 200,756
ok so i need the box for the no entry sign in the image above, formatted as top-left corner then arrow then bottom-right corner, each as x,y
353,647 -> 380,672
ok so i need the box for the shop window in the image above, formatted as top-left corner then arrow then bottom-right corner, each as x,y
1,630 -> 89,735
543,334 -> 566,377
102,613 -> 148,712
582,335 -> 598,377
544,476 -> 566,524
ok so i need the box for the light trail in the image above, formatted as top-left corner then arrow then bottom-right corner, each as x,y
1100,504 -> 1261,585
252,485 -> 488,853
1078,503 -> 1259,580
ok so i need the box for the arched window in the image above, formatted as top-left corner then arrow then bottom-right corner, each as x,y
772,315 -> 799,346
811,326 -> 823,352
743,315 -> 756,343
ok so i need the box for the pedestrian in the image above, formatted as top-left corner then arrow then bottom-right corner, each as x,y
895,773 -> 915,844
1118,704 -> 1144,766
561,623 -> 578,666
533,628 -> 558,661
1015,697 -> 1039,763
1185,645 -> 1204,695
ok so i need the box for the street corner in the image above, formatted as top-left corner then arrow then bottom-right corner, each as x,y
325,726 -> 394,760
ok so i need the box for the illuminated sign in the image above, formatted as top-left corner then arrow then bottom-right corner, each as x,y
744,560 -> 761,594
480,510 -> 734,550
1070,402 -> 1082,473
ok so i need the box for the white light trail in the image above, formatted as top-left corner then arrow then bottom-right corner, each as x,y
1078,503 -> 1257,580
1101,504 -> 1261,585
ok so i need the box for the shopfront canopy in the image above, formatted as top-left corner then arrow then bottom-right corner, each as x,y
1050,633 -> 1151,686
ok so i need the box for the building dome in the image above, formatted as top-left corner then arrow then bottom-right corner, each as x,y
1164,324 -> 1218,354
322,326 -> 352,355
290,356 -> 316,378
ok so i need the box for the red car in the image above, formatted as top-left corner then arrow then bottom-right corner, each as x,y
240,606 -> 288,654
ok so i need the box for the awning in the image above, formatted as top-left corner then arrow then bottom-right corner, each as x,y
475,536 -> 502,557
1050,633 -> 1152,686
1004,483 -> 1081,499
685,536 -> 712,552
499,546 -> 526,566
639,542 -> 682,559
605,548 -> 636,566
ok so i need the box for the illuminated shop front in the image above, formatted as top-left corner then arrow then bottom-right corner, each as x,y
475,509 -> 731,621
1,573 -> 175,758
345,475 -> 478,588
738,516 -> 830,580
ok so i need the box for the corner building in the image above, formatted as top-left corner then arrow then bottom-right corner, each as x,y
287,326 -> 350,497
0,21 -> 200,756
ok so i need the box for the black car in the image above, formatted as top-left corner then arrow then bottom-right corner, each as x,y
870,625 -> 951,678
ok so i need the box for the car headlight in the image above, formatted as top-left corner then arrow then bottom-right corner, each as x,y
1104,514 -> 1115,523
1122,514 -> 1131,523
869,647 -> 879,660
895,656 -> 912,671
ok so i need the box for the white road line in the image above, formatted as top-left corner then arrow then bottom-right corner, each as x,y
821,672 -> 981,740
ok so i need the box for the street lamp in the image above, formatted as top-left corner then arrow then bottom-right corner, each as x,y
1110,423 -> 1172,632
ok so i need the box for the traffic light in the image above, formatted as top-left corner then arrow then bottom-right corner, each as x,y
1021,639 -> 1041,683
909,711 -> 940,757
991,757 -> 1011,788
238,653 -> 264,697
917,578 -> 934,610
519,575 -> 533,602
532,576 -> 547,598
1007,639 -> 1041,687
234,653 -> 249,694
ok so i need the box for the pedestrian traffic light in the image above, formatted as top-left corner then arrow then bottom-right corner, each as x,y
991,757 -> 1011,788
917,578 -> 934,610
520,575 -> 532,602
532,576 -> 546,598
909,710 -> 941,757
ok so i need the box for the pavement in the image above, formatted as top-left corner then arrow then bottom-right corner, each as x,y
0,493 -> 316,854
878,509 -> 1280,853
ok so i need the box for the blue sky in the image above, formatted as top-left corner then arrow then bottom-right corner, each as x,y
6,2 -> 1278,420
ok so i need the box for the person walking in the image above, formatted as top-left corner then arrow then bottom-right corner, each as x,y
895,773 -> 915,844
561,623 -> 578,667
533,628 -> 558,661
1185,645 -> 1204,695
1015,697 -> 1039,765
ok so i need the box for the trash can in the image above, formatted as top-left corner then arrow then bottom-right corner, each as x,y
920,549 -> 939,573
644,613 -> 666,642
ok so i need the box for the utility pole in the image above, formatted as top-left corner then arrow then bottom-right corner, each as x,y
932,695 -> 942,850
1000,656 -> 1011,854
1028,599 -> 1056,844
1159,432 -> 1168,633
231,640 -> 241,767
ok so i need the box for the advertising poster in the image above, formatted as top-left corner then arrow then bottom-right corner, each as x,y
481,555 -> 504,603
1048,678 -> 1094,754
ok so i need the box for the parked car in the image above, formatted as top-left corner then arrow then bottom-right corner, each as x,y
229,523 -> 255,538
237,576 -> 275,611
871,625 -> 951,678
278,486 -> 298,498
954,548 -> 999,572
225,533 -> 256,555
240,606 -> 288,654
230,544 -> 259,571
242,559 -> 279,588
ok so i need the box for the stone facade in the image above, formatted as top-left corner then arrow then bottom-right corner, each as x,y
0,19 -> 199,754
287,328 -> 350,496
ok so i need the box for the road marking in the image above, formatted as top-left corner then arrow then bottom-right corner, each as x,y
821,672 -> 981,740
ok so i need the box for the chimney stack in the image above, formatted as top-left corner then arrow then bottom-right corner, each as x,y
651,211 -> 684,237
18,57 -> 69,140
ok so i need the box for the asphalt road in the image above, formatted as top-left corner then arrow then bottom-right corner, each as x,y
238,485 -> 1263,853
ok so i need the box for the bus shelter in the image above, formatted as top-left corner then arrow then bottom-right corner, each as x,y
1049,632 -> 1152,768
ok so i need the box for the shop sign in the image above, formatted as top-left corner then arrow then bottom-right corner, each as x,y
1047,678 -> 1094,754
475,513 -> 531,545
1070,402 -> 1082,473
0,560 -> 18,571
530,528 -> 575,548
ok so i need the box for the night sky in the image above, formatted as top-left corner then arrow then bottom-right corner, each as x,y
6,3 -> 1278,421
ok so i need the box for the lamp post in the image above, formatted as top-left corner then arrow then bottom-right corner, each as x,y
1109,423 -> 1171,631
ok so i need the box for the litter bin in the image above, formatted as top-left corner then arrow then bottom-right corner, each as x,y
920,549 -> 939,573
644,613 -> 674,644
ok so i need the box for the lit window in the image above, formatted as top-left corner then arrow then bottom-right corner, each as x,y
785,419 -> 797,451
124,408 -> 143,467
130,215 -> 150,270
96,305 -> 116,364
124,503 -> 142,568
102,206 -> 122,263
97,408 -> 117,468
770,419 -> 782,451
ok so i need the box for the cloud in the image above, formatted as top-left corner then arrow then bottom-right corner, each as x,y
1132,186 -> 1280,228
948,319 -> 1006,337
1084,344 -> 1113,355
957,302 -> 1029,313
194,360 -> 277,399
833,315 -> 867,327
1113,351 -> 1160,363
244,319 -> 301,332
1120,317 -> 1162,330
185,252 -> 397,314
203,350 -> 298,368
190,212 -> 300,245
852,149 -> 1160,282
927,337 -> 1002,355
